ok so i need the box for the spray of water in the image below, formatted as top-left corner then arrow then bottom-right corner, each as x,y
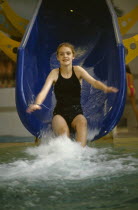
0,135 -> 137,183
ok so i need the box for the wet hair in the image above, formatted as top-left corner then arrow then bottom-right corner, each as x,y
56,42 -> 75,56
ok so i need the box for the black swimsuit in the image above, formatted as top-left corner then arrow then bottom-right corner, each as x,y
53,67 -> 83,127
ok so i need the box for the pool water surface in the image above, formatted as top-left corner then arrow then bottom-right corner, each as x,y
0,136 -> 138,210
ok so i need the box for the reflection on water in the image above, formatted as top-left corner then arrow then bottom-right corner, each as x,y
0,136 -> 138,210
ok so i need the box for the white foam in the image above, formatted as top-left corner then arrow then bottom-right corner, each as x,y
0,135 -> 137,183
87,128 -> 100,141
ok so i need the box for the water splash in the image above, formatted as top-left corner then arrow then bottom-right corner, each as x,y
87,128 -> 100,141
0,135 -> 137,183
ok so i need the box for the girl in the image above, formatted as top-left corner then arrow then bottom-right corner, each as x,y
27,43 -> 118,147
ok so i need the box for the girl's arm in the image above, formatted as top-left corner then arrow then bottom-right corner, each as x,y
76,66 -> 118,93
26,70 -> 57,113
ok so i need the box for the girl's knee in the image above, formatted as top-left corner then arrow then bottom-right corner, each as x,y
53,124 -> 70,137
76,117 -> 87,128
59,126 -> 69,135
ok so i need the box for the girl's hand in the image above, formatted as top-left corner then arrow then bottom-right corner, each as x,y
26,104 -> 41,113
104,87 -> 119,93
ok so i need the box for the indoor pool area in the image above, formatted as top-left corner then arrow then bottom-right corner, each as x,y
0,131 -> 138,210
0,0 -> 138,209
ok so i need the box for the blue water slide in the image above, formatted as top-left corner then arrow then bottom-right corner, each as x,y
16,0 -> 126,140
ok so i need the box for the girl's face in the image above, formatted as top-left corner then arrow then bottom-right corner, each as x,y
57,46 -> 75,66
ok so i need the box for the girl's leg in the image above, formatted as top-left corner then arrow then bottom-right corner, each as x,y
52,115 -> 70,137
71,114 -> 87,147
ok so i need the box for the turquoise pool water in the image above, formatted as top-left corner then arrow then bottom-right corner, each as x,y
0,136 -> 138,210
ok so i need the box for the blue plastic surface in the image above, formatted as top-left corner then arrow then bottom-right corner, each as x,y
16,0 -> 126,140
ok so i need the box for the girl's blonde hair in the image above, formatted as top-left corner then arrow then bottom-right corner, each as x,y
56,42 -> 75,56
